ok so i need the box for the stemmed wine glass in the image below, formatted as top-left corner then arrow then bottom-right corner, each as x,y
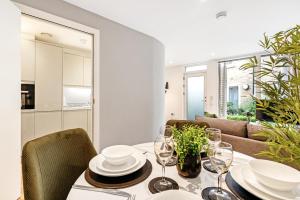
203,128 -> 222,172
154,128 -> 175,192
206,128 -> 221,148
205,142 -> 235,200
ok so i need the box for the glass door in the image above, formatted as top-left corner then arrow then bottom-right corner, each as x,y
185,73 -> 206,120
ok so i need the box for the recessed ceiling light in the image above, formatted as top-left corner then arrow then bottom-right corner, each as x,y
216,11 -> 227,20
210,52 -> 216,57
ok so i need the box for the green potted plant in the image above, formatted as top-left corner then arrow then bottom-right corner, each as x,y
172,125 -> 208,178
241,25 -> 300,169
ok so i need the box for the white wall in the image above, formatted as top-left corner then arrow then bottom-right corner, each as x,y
0,1 -> 21,199
152,41 -> 166,137
13,0 -> 165,149
165,66 -> 185,120
165,61 -> 219,121
206,61 -> 219,115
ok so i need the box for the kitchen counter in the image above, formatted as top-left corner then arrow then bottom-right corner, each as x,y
63,106 -> 92,111
21,109 -> 35,113
22,107 -> 92,113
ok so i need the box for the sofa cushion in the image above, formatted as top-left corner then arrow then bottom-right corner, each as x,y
221,133 -> 268,158
195,116 -> 247,138
247,123 -> 267,141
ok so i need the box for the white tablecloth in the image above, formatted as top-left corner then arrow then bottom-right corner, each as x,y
67,142 -> 253,200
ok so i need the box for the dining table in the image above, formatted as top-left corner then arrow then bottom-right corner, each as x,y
67,142 -> 254,200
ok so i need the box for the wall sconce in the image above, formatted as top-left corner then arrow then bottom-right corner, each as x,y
165,82 -> 169,93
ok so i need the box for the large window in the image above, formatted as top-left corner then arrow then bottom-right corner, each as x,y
219,57 -> 256,122
219,54 -> 292,122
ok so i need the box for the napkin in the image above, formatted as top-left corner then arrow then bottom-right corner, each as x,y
67,188 -> 130,200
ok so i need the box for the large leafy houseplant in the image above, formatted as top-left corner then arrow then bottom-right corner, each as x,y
241,25 -> 300,169
172,125 -> 208,177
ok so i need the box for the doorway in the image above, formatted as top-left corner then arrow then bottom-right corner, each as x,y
229,86 -> 239,110
185,73 -> 206,120
16,3 -> 100,152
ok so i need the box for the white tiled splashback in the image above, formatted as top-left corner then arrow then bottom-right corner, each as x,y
63,86 -> 92,108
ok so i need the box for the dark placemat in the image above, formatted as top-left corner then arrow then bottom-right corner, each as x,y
148,177 -> 179,194
85,159 -> 152,189
202,161 -> 217,173
202,187 -> 238,200
156,156 -> 177,166
225,172 -> 261,200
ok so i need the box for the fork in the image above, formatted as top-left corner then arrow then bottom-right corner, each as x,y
130,194 -> 136,200
72,184 -> 132,199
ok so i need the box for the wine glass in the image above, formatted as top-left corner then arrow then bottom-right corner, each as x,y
206,142 -> 234,200
163,125 -> 177,165
206,128 -> 221,148
154,132 -> 175,192
203,128 -> 222,172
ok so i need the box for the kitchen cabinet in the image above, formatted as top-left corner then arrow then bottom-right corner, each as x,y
21,39 -> 35,82
83,57 -> 92,86
63,53 -> 84,86
63,110 -> 88,133
21,112 -> 35,147
87,109 -> 93,140
35,42 -> 63,111
35,111 -> 62,137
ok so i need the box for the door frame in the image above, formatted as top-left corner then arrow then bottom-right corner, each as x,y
184,71 -> 207,120
15,3 -> 101,152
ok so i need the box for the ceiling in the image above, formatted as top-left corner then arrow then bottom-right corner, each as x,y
64,0 -> 300,66
21,15 -> 92,50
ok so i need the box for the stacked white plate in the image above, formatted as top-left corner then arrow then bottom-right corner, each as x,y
89,145 -> 147,177
230,159 -> 300,200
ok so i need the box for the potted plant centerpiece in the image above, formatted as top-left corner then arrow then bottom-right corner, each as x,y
172,125 -> 208,178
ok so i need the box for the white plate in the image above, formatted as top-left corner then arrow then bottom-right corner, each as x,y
102,145 -> 135,165
96,153 -> 139,173
230,165 -> 280,200
89,152 -> 146,177
242,165 -> 300,200
147,190 -> 200,200
249,159 -> 300,191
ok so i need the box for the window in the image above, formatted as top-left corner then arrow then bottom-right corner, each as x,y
219,57 -> 255,122
185,65 -> 207,72
229,86 -> 239,110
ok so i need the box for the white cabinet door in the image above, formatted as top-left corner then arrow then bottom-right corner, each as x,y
21,112 -> 35,147
87,109 -> 93,140
83,57 -> 92,86
35,42 -> 63,111
63,110 -> 88,132
21,39 -> 35,82
63,53 -> 84,86
35,111 -> 62,137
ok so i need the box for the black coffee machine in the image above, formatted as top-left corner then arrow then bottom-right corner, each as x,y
21,83 -> 35,109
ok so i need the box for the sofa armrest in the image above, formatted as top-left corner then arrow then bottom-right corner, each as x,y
221,134 -> 268,159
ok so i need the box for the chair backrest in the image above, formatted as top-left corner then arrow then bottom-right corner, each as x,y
22,128 -> 97,200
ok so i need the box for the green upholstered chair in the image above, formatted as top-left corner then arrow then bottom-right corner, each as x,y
22,128 -> 97,200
